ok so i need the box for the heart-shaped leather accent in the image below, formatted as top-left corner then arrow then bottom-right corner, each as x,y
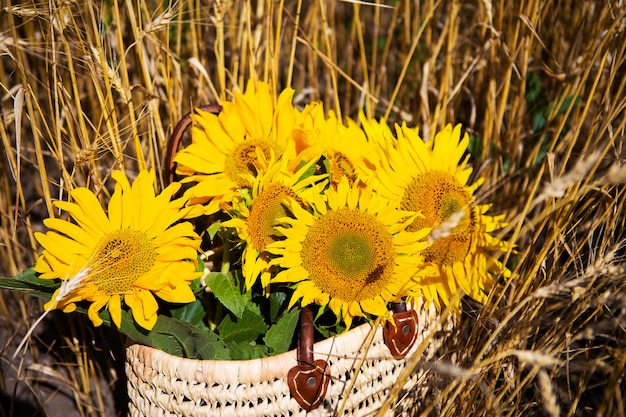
287,359 -> 330,411
383,309 -> 419,359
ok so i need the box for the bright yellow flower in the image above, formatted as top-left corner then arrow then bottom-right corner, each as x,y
267,178 -> 431,329
34,170 -> 202,330
173,80 -> 304,215
365,120 -> 512,308
294,105 -> 377,187
222,158 -> 328,291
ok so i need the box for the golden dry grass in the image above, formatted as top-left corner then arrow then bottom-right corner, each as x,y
1,0 -> 625,416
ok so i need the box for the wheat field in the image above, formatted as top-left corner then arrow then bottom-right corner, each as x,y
1,1 -> 625,416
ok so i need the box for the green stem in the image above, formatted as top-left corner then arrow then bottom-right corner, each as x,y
220,230 -> 231,274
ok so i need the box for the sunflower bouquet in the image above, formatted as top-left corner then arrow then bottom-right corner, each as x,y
3,80 -> 511,364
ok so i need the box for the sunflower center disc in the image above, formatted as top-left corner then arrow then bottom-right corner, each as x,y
329,233 -> 374,276
248,183 -> 296,251
328,151 -> 357,185
402,171 -> 476,266
89,229 -> 156,294
224,139 -> 277,186
301,209 -> 395,301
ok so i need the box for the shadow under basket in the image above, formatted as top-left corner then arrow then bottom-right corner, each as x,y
125,301 -> 453,417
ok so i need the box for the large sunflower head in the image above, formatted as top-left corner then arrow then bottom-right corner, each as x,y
173,80 -> 303,215
266,178 -> 431,329
34,170 -> 202,330
222,157 -> 328,291
368,121 -> 512,308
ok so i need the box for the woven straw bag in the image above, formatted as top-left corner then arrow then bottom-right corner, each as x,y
126,299 -> 454,417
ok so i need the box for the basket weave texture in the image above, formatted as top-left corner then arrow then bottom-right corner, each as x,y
126,301 -> 451,417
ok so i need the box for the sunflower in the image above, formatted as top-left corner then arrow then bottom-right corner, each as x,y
366,120 -> 511,308
34,170 -> 202,330
266,178 -> 431,329
173,80 -> 305,215
222,157 -> 328,291
293,105 -> 378,187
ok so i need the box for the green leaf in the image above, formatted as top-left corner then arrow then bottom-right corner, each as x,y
241,285 -> 263,317
314,307 -> 346,339
0,277 -> 50,293
169,326 -> 231,361
532,112 -> 547,133
115,311 -> 185,356
269,291 -> 288,323
155,317 -> 231,360
205,272 -> 246,318
218,309 -> 268,344
468,135 -> 483,161
525,73 -> 543,105
296,159 -> 319,182
0,267 -> 59,301
502,157 -> 512,174
535,134 -> 552,165
169,299 -> 209,331
207,221 -> 223,240
227,340 -> 269,360
263,307 -> 299,355
554,95 -> 580,116
189,259 -> 206,292
321,156 -> 331,176
105,309 -> 230,360
15,267 -> 58,287
2,268 -> 49,287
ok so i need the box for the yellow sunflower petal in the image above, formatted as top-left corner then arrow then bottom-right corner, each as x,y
153,281 -> 196,304
294,281 -> 321,308
34,250 -> 79,279
111,169 -> 132,190
156,244 -> 199,263
61,302 -> 77,314
109,294 -> 122,328
152,221 -> 200,249
126,288 -> 159,330
175,144 -> 226,174
35,231 -> 92,260
43,218 -> 98,249
108,183 -> 123,229
242,245 -> 264,290
87,295 -> 109,327
69,188 -> 112,233
273,266 -> 310,284
235,80 -> 272,137
274,88 -> 298,147
186,175 -> 238,199
130,170 -> 157,231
